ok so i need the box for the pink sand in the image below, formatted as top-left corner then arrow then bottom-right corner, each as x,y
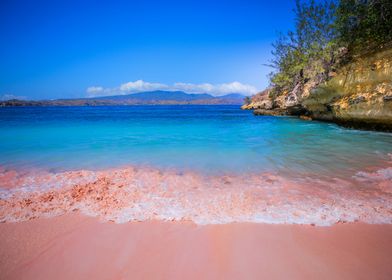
1,165 -> 392,225
1,214 -> 392,280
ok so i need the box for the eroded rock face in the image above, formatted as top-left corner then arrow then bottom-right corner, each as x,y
241,89 -> 273,110
304,48 -> 392,130
244,47 -> 392,131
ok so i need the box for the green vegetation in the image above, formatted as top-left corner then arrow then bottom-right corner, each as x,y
243,96 -> 252,105
269,0 -> 392,95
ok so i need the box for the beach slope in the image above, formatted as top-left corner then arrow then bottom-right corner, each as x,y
1,214 -> 392,280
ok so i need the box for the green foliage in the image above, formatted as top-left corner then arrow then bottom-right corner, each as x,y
270,0 -> 338,92
244,96 -> 252,105
336,0 -> 392,51
269,0 -> 392,95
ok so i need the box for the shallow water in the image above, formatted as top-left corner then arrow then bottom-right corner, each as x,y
0,106 -> 391,225
0,105 -> 391,176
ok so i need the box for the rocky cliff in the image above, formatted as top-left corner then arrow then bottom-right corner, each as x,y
243,47 -> 392,131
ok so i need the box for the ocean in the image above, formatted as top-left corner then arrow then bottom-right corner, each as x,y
0,105 -> 391,225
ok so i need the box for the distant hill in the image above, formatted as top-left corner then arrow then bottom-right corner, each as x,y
96,91 -> 215,101
0,91 -> 246,106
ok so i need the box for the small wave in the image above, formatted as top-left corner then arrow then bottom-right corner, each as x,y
355,167 -> 392,181
0,165 -> 391,226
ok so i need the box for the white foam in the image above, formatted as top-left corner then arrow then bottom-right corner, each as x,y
1,165 -> 391,226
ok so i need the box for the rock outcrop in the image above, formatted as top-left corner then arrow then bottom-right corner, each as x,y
244,47 -> 392,131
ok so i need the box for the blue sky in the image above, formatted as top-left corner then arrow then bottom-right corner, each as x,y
0,0 -> 295,99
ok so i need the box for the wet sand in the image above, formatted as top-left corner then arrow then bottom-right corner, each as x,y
1,214 -> 392,280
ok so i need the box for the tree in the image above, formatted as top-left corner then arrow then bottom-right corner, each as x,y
244,96 -> 252,105
269,0 -> 338,93
336,0 -> 392,53
268,0 -> 392,98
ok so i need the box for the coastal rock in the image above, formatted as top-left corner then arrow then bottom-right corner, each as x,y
241,88 -> 273,110
299,115 -> 312,121
254,108 -> 286,116
244,47 -> 392,131
284,83 -> 302,108
303,47 -> 392,130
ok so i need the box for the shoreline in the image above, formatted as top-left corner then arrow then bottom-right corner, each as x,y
1,213 -> 392,280
1,164 -> 392,226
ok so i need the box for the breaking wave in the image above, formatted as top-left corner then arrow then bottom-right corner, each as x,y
1,163 -> 391,226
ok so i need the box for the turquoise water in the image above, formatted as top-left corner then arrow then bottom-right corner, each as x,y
0,105 -> 391,177
1,105 -> 392,225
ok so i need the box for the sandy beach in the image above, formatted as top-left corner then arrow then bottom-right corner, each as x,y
1,213 -> 392,280
1,165 -> 391,279
1,0 -> 392,279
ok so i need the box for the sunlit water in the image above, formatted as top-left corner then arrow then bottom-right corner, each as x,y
0,106 -> 391,225
0,106 -> 391,176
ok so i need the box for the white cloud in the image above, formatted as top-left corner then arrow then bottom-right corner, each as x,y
86,86 -> 104,94
0,94 -> 26,101
119,80 -> 168,92
86,80 -> 258,97
173,83 -> 215,94
174,81 -> 258,96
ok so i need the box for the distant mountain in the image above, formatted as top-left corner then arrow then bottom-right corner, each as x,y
96,91 -> 215,101
217,93 -> 247,99
0,91 -> 246,106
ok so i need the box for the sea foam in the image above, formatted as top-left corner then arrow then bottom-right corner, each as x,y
1,164 -> 391,226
